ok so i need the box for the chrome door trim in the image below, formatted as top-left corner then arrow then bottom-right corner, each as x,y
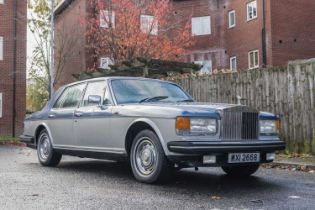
53,145 -> 126,155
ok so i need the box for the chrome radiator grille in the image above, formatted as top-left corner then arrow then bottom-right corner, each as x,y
221,111 -> 259,140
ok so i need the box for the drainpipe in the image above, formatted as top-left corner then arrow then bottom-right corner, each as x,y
49,0 -> 55,99
12,0 -> 17,137
262,0 -> 267,66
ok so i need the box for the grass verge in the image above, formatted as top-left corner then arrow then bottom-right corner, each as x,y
0,136 -> 24,146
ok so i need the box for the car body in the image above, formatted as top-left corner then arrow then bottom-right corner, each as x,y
21,77 -> 285,183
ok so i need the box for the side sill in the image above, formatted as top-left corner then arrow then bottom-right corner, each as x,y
54,148 -> 128,161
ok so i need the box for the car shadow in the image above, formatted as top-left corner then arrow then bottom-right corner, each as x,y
171,169 -> 278,194
54,158 -> 282,195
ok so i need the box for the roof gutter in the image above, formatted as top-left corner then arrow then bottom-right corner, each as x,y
53,0 -> 74,17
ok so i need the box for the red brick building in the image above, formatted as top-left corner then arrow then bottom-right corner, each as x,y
54,0 -> 315,86
0,0 -> 27,136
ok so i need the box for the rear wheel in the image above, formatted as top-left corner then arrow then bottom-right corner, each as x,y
222,164 -> 260,177
130,129 -> 173,183
37,129 -> 62,167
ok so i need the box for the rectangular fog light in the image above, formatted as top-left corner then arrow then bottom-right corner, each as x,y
203,155 -> 216,164
266,152 -> 276,161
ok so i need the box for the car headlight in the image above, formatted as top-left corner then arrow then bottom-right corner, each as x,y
260,119 -> 281,134
176,117 -> 217,136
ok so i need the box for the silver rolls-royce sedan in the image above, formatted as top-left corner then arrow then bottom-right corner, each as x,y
20,77 -> 285,183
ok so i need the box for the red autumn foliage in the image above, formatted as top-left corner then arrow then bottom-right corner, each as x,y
86,0 -> 194,71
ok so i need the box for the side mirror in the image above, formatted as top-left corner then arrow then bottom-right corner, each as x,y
88,95 -> 101,105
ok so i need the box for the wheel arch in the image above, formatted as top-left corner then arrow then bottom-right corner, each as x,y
125,118 -> 167,156
34,123 -> 54,146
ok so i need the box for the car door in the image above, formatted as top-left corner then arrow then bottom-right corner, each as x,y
74,80 -> 115,151
47,83 -> 86,147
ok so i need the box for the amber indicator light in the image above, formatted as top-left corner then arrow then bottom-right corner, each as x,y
176,117 -> 190,130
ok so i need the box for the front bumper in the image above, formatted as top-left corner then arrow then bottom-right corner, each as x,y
167,140 -> 285,154
167,140 -> 285,166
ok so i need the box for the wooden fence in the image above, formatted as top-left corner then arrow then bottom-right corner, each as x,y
169,58 -> 315,154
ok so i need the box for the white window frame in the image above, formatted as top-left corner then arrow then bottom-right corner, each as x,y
100,10 -> 115,28
0,93 -> 3,118
248,50 -> 259,69
192,16 -> 211,36
0,36 -> 3,60
228,10 -> 236,28
230,56 -> 237,72
99,57 -> 113,69
247,1 -> 257,21
140,15 -> 158,35
0,0 -> 4,4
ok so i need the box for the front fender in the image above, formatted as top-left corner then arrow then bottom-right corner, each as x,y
127,118 -> 168,154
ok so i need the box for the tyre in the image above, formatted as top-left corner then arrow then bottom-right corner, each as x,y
222,164 -> 260,177
37,129 -> 62,167
130,129 -> 173,184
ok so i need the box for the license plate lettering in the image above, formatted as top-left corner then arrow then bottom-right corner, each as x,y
228,153 -> 260,163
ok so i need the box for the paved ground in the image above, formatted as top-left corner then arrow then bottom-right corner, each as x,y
0,145 -> 314,210
273,155 -> 315,171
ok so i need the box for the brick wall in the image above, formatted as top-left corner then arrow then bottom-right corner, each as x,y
54,0 -> 315,80
172,0 -> 227,70
270,0 -> 315,66
223,0 -> 264,70
54,0 -> 86,89
0,0 -> 26,136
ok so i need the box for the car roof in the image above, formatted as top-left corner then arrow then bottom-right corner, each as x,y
62,76 -> 174,88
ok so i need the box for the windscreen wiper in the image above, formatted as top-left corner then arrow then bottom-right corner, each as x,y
177,99 -> 194,102
139,96 -> 169,103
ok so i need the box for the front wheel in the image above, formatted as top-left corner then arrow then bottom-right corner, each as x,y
37,129 -> 62,167
130,130 -> 173,184
222,164 -> 260,177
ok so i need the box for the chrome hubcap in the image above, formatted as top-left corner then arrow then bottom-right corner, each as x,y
39,134 -> 50,160
135,138 -> 157,175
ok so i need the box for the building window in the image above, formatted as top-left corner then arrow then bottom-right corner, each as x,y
100,10 -> 115,28
230,56 -> 237,71
228,10 -> 236,28
247,1 -> 257,21
0,93 -> 2,118
194,60 -> 212,74
248,50 -> 259,69
99,57 -> 113,69
192,16 -> 211,36
0,37 -> 3,60
0,0 -> 3,4
140,15 -> 158,35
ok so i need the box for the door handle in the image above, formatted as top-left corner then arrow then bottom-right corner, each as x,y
48,114 -> 56,119
74,112 -> 83,117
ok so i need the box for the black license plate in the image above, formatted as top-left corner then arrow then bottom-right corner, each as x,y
228,153 -> 260,163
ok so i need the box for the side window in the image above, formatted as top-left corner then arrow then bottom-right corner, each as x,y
81,81 -> 106,107
54,83 -> 86,109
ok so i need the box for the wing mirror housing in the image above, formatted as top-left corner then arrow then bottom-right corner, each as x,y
88,95 -> 102,106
